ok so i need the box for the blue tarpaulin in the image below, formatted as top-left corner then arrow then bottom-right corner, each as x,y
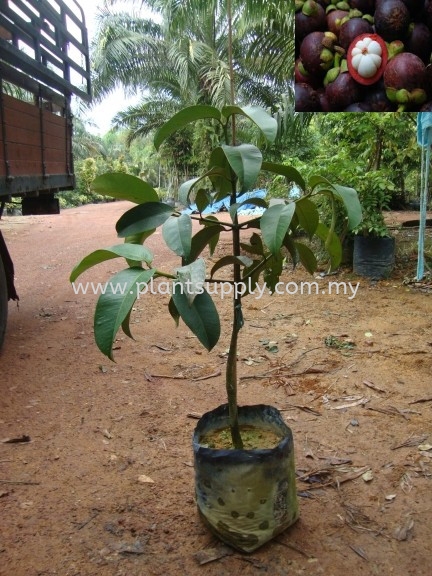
416,113 -> 432,280
182,189 -> 267,216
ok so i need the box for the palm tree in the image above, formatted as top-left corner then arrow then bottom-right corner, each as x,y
91,0 -> 293,137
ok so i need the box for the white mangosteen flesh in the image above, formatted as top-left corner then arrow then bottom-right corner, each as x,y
351,38 -> 382,78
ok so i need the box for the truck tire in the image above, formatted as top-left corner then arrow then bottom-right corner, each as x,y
0,255 -> 7,350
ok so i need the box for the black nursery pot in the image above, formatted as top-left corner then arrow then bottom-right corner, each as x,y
353,236 -> 395,279
193,404 -> 299,553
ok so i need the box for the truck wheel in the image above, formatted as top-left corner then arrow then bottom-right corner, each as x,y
0,255 -> 7,350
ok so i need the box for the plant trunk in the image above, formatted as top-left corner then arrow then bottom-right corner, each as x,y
226,297 -> 243,449
225,0 -> 243,449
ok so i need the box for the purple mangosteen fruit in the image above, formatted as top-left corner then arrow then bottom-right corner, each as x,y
405,23 -> 432,65
425,0 -> 432,31
383,52 -> 428,109
349,0 -> 375,14
325,71 -> 363,110
426,65 -> 432,98
338,17 -> 373,51
300,31 -> 337,77
317,89 -> 331,112
364,81 -> 397,111
295,0 -> 327,42
399,0 -> 426,17
374,0 -> 410,42
295,58 -> 321,88
295,83 -> 321,111
326,9 -> 349,36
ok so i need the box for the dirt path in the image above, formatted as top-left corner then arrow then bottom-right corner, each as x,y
0,202 -> 431,576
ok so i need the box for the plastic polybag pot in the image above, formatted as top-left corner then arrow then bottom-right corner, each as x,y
193,404 -> 299,553
353,236 -> 395,279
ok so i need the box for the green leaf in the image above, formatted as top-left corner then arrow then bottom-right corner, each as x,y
242,258 -> 262,290
242,217 -> 262,230
116,202 -> 173,238
168,297 -> 180,327
195,189 -> 212,213
179,168 -> 228,206
282,234 -> 298,267
154,105 -> 222,151
240,232 -> 265,256
125,231 -> 156,245
162,214 -> 192,258
222,144 -> 262,192
171,289 -> 220,351
121,308 -> 134,339
261,203 -> 296,255
309,175 -> 362,230
294,242 -> 317,274
94,268 -> 156,359
332,184 -> 363,230
261,162 -> 306,191
263,252 -> 284,293
70,244 -> 154,282
91,173 -> 159,204
229,197 -> 268,221
222,105 -> 278,143
189,224 -> 224,262
314,222 -> 342,271
175,259 -> 206,305
295,197 -> 319,238
208,147 -> 234,199
210,255 -> 253,278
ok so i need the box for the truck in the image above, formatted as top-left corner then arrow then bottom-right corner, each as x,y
0,0 -> 91,348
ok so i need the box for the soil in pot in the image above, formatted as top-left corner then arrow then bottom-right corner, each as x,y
193,404 -> 299,553
200,424 -> 282,450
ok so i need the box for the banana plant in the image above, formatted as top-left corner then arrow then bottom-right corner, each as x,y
70,104 -> 362,449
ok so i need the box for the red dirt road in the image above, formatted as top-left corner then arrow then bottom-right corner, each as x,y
1,202 -> 432,576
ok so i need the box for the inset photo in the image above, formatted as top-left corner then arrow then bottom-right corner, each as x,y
295,0 -> 432,111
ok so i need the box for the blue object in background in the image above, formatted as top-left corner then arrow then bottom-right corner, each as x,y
182,189 -> 267,216
416,113 -> 432,281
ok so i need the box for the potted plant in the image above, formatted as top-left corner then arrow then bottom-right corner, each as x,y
71,0 -> 362,550
352,170 -> 396,279
70,104 -> 361,551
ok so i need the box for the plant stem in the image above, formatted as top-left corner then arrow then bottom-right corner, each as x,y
226,300 -> 243,449
225,0 -> 243,449
226,0 -> 236,144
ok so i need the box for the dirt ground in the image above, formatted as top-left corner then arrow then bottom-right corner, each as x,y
1,201 -> 431,576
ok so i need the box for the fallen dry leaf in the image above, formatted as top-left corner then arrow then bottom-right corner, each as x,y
418,444 -> 432,452
362,470 -> 374,482
349,544 -> 368,561
393,517 -> 414,541
194,545 -> 233,565
137,475 -> 155,484
328,397 -> 369,410
391,434 -> 429,450
1,435 -> 31,444
363,380 -> 387,393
